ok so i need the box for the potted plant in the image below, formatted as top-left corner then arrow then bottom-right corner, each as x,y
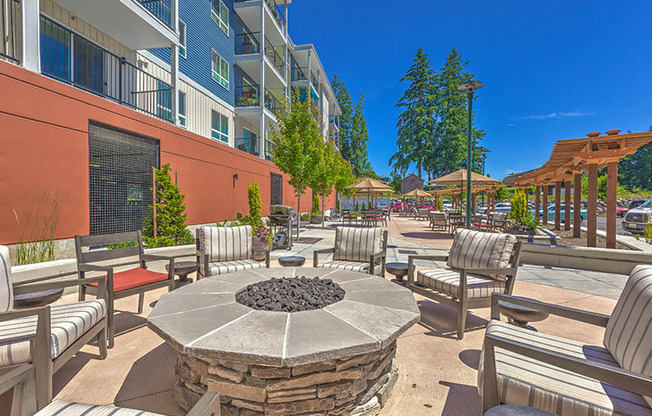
252,224 -> 271,261
310,194 -> 323,224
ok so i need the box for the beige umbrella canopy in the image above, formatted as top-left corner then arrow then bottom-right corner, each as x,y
345,177 -> 394,209
428,169 -> 499,185
403,188 -> 431,197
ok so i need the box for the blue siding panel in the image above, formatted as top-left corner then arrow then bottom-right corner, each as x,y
150,0 -> 235,107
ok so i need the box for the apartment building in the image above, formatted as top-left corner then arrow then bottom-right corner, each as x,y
0,0 -> 340,245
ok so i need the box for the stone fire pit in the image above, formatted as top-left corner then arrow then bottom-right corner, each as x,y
148,268 -> 420,416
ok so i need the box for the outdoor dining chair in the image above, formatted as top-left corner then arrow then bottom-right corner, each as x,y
429,211 -> 448,232
1,246 -> 108,410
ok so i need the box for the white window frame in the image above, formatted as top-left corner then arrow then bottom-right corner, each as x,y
179,91 -> 187,128
211,0 -> 229,35
178,20 -> 187,58
211,50 -> 229,89
211,110 -> 228,143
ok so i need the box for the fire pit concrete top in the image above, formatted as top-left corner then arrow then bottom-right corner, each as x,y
147,268 -> 420,367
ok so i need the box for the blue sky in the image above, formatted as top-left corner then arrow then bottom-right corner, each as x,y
288,1 -> 652,180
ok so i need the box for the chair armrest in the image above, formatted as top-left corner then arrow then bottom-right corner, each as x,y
187,391 -> 221,416
407,254 -> 449,284
0,364 -> 33,396
141,253 -> 192,262
490,293 -> 610,327
369,251 -> 387,275
196,247 -> 209,278
313,248 -> 335,267
458,267 -> 517,276
14,276 -> 108,301
77,263 -> 113,273
0,307 -> 49,323
483,332 -> 652,399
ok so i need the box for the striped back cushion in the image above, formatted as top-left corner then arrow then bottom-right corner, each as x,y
603,265 -> 652,406
198,225 -> 253,262
334,227 -> 382,262
0,246 -> 12,313
446,229 -> 517,281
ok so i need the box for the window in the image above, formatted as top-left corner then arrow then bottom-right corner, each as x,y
178,20 -> 186,58
156,80 -> 172,121
179,91 -> 187,127
211,0 -> 228,35
211,50 -> 229,89
211,110 -> 228,143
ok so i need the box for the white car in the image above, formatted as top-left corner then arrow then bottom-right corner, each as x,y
477,202 -> 511,215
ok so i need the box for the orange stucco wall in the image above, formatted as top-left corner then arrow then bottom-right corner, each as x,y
0,61 -> 335,245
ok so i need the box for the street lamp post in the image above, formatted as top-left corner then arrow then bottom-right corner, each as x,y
458,80 -> 483,229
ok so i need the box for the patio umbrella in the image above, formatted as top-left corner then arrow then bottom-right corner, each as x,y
427,169 -> 499,186
403,188 -> 430,197
345,177 -> 394,208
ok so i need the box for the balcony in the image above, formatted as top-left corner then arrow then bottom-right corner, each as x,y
290,65 -> 319,101
264,89 -> 283,115
265,139 -> 275,161
234,0 -> 286,38
235,137 -> 260,156
235,84 -> 261,108
0,0 -> 20,64
50,0 -> 178,50
235,31 -> 261,56
40,16 -> 174,123
264,36 -> 285,77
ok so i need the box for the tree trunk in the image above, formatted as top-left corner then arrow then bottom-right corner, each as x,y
296,194 -> 301,242
321,195 -> 326,228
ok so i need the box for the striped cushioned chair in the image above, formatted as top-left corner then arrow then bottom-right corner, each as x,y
196,225 -> 269,277
313,227 -> 388,276
407,229 -> 522,339
0,246 -> 108,411
479,265 -> 652,415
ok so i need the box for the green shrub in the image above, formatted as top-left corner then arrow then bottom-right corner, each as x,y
143,164 -> 193,247
248,180 -> 262,228
336,198 -> 340,210
361,202 -> 366,211
311,194 -> 321,215
14,190 -> 62,265
355,201 -> 360,211
508,190 -> 538,231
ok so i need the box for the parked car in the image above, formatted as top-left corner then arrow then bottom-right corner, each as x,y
391,202 -> 406,212
441,200 -> 453,209
617,199 -> 647,217
622,198 -> 652,234
478,202 -> 511,215
531,204 -> 588,221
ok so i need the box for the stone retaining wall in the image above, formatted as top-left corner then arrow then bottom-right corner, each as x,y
175,342 -> 398,416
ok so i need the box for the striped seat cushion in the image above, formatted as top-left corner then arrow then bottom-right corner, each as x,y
35,400 -> 164,416
208,259 -> 264,276
417,268 -> 506,299
317,260 -> 382,275
478,320 -> 651,416
0,246 -> 12,313
198,225 -> 253,262
603,265 -> 652,407
333,227 -> 382,262
0,300 -> 106,366
447,229 -> 517,281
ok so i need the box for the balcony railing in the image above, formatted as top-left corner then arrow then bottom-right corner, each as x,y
264,36 -> 285,76
235,137 -> 260,156
136,0 -> 173,29
235,31 -> 261,55
329,115 -> 340,130
310,72 -> 319,92
0,0 -> 20,64
40,16 -> 174,123
264,89 -> 283,115
265,139 -> 275,161
235,85 -> 260,108
234,0 -> 285,32
290,66 -> 307,82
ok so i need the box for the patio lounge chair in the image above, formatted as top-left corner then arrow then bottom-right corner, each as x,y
407,229 -> 522,339
75,231 -> 177,348
314,226 -> 388,276
478,265 -> 652,415
196,225 -> 270,278
2,363 -> 222,416
429,211 -> 448,232
0,246 -> 108,410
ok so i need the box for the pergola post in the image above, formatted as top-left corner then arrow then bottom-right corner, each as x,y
606,161 -> 618,248
564,178 -> 572,231
587,164 -> 598,247
573,172 -> 582,238
542,184 -> 548,225
534,185 -> 541,223
554,181 -> 562,230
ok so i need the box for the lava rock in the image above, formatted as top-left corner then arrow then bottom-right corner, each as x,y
235,276 -> 346,312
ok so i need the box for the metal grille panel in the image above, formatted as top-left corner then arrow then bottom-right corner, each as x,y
89,122 -> 159,235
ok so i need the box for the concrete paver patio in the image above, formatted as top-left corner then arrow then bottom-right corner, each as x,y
0,217 -> 627,415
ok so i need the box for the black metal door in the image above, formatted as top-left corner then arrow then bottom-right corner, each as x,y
270,173 -> 283,206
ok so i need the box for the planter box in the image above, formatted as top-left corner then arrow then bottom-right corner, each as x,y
310,215 -> 324,224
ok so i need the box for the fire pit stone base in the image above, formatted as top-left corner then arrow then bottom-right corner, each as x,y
175,341 -> 397,416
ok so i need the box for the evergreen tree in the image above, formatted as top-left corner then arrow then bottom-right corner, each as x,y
432,48 -> 487,177
143,164 -> 193,247
331,75 -> 355,163
390,47 -> 437,179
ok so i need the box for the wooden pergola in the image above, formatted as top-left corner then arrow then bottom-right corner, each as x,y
510,130 -> 652,248
428,184 -> 502,211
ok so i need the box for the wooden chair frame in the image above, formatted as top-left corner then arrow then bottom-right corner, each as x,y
482,292 -> 652,412
313,230 -> 388,276
1,276 -> 108,410
407,241 -> 523,339
75,231 -> 182,348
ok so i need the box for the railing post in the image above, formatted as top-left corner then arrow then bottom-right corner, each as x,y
118,57 -> 124,104
22,0 -> 40,72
